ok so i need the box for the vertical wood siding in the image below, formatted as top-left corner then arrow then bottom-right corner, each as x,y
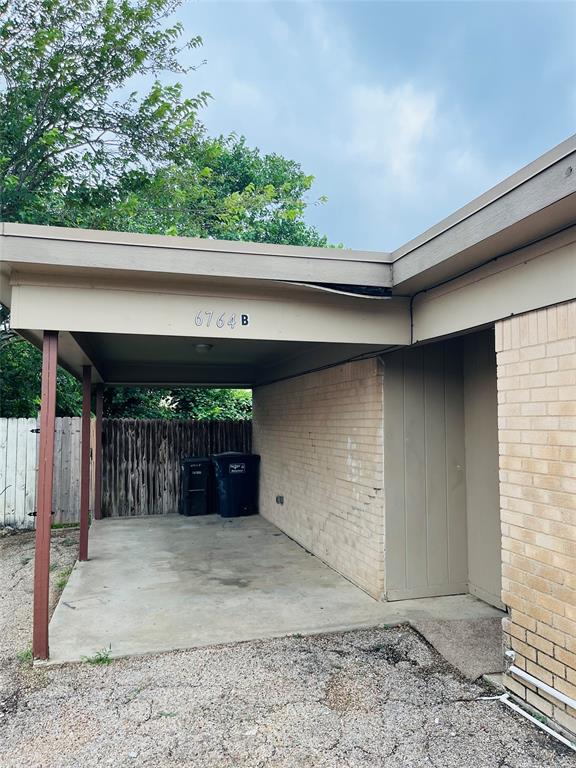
101,419 -> 252,517
383,339 -> 468,600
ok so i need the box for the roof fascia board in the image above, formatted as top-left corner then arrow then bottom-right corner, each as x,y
0,221 -> 392,263
411,227 -> 576,343
392,134 -> 576,262
0,227 -> 392,288
9,282 -> 411,347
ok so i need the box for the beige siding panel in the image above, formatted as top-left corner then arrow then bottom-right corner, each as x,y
404,348 -> 428,589
382,356 -> 406,594
444,345 -> 468,588
383,340 -> 468,600
412,231 -> 576,342
10,282 -> 410,346
463,329 -> 503,608
424,345 -> 449,587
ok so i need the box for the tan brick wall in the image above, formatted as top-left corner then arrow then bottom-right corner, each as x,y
252,359 -> 385,598
496,300 -> 576,734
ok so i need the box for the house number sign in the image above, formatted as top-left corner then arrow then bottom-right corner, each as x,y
193,310 -> 249,330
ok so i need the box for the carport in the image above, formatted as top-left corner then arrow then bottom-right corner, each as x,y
0,134 -> 574,706
0,222 -> 409,660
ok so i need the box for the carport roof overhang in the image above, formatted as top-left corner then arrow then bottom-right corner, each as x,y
0,229 -> 407,385
1,133 -> 575,386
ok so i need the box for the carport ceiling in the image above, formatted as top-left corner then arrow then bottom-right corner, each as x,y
73,331 -> 387,387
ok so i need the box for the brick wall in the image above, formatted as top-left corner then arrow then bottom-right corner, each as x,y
252,359 -> 385,598
497,300 -> 576,735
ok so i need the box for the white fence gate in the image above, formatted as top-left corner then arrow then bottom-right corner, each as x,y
0,417 -> 94,529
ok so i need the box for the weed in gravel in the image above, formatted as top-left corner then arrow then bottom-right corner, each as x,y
81,646 -> 113,665
20,556 -> 32,565
55,566 -> 73,591
61,537 -> 77,546
17,647 -> 33,666
154,711 -> 177,719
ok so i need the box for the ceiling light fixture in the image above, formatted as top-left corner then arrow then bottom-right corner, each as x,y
194,343 -> 213,354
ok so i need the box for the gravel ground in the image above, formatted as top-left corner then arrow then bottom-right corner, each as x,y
0,528 -> 79,704
1,530 -> 574,768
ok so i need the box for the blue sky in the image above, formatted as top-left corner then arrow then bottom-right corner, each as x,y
171,1 -> 575,251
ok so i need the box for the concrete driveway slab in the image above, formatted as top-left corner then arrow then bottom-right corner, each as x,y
47,515 -> 505,665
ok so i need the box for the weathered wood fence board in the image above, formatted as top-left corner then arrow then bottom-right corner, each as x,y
0,417 -> 94,528
0,418 -> 37,528
101,419 -> 252,517
1,418 -> 250,526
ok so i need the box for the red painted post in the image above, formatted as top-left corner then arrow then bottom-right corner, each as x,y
94,384 -> 103,520
79,365 -> 92,561
32,331 -> 58,660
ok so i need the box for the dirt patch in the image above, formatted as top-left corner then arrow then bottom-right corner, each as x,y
0,527 -> 79,730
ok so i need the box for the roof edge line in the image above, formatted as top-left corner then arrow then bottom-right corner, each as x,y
391,134 -> 576,264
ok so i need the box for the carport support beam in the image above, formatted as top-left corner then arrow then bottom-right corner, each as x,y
32,330 -> 58,660
79,365 -> 92,561
94,384 -> 103,520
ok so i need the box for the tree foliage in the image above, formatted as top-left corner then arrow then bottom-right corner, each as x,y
0,337 -> 83,417
0,0 -> 330,419
103,387 -> 252,420
0,0 -> 207,221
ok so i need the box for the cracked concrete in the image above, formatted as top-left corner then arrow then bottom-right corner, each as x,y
2,527 -> 574,767
2,624 -> 574,767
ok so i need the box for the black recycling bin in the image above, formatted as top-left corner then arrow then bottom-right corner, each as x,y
212,452 -> 260,518
179,457 -> 214,516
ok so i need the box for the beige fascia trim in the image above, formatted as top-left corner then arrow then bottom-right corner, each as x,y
392,133 -> 576,263
411,226 -> 576,342
0,223 -> 392,288
0,220 -> 392,263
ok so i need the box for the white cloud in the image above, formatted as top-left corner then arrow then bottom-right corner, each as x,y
345,83 -> 439,191
177,1 -> 505,248
227,79 -> 265,109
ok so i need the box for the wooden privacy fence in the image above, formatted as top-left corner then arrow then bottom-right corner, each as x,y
0,417 -> 95,529
1,417 -> 249,527
102,419 -> 252,517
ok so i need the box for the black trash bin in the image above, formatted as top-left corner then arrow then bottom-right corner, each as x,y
179,457 -> 214,516
211,452 -> 260,518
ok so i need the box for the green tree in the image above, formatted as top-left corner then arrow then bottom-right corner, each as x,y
0,336 -> 82,416
0,0 -> 207,222
103,387 -> 251,420
0,0 -> 330,419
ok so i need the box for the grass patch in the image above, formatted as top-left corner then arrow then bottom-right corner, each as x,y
55,566 -> 73,591
17,647 -> 33,666
81,646 -> 113,665
531,710 -> 549,726
51,522 -> 80,530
